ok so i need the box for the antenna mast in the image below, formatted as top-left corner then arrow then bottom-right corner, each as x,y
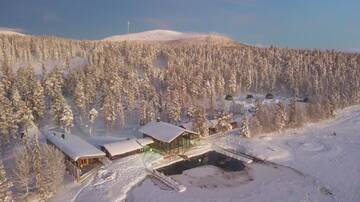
127,21 -> 130,33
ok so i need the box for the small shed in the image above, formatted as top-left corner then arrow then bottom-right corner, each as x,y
265,93 -> 274,99
246,94 -> 254,99
46,129 -> 106,182
139,121 -> 199,154
101,137 -> 154,159
225,94 -> 234,101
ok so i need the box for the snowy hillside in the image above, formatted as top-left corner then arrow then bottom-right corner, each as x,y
102,29 -> 233,43
0,27 -> 25,36
0,30 -> 25,36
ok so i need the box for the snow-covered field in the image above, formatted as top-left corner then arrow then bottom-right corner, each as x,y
127,105 -> 360,202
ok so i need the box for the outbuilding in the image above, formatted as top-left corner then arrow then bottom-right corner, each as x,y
46,129 -> 106,182
101,137 -> 154,159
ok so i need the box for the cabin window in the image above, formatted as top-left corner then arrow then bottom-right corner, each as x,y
79,159 -> 88,166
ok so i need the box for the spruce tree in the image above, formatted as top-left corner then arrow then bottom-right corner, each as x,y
0,160 -> 13,202
192,106 -> 209,137
240,116 -> 250,138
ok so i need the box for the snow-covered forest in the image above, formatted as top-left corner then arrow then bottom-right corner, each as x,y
0,33 -> 360,200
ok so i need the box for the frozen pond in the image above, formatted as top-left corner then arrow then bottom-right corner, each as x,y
157,151 -> 246,175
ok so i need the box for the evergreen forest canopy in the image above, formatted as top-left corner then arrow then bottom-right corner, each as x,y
0,34 -> 360,143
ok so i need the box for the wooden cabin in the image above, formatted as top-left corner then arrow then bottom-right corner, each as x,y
46,129 -> 106,182
101,137 -> 154,160
139,121 -> 199,155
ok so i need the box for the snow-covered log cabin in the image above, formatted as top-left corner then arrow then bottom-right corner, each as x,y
46,129 -> 106,182
101,137 -> 154,159
138,121 -> 199,154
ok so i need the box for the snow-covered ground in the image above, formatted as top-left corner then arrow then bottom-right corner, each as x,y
48,105 -> 360,202
127,105 -> 360,202
50,154 -> 148,202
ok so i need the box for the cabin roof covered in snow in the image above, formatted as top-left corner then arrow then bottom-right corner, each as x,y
138,121 -> 198,143
46,130 -> 105,161
102,137 -> 154,157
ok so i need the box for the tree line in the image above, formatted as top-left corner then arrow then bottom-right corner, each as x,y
0,33 -> 359,200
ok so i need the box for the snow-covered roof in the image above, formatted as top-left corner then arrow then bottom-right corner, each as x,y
139,121 -> 198,143
46,130 -> 105,161
102,137 -> 154,157
136,137 -> 154,146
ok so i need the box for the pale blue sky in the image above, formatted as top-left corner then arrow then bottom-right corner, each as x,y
0,0 -> 359,49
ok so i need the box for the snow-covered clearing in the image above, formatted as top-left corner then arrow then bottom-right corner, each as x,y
128,105 -> 360,202
49,105 -> 360,202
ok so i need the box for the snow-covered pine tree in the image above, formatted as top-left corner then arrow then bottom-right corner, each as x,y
287,97 -> 304,128
44,66 -> 64,98
31,80 -> 46,120
11,88 -> 35,141
88,108 -> 98,136
60,104 -> 74,135
74,80 -> 87,124
192,106 -> 209,137
102,94 -> 117,130
17,105 -> 34,142
225,70 -> 237,96
254,98 -> 263,112
165,91 -> 181,123
0,83 -> 16,145
274,101 -> 287,132
41,144 -> 65,196
0,61 -> 15,96
32,133 -> 46,199
12,145 -> 32,198
145,102 -> 156,123
115,101 -> 125,128
215,111 -> 233,133
240,116 -> 250,138
139,98 -> 147,125
0,160 -> 13,202
249,115 -> 262,136
51,92 -> 66,126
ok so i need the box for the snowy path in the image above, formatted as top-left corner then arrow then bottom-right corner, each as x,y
51,154 -> 148,202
